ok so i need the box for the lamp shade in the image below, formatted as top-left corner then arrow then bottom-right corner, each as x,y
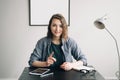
94,18 -> 107,29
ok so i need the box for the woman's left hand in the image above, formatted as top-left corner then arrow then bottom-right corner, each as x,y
60,62 -> 73,71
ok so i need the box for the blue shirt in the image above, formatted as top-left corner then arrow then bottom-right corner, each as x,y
28,36 -> 87,67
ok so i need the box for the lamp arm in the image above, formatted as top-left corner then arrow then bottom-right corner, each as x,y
105,28 -> 120,79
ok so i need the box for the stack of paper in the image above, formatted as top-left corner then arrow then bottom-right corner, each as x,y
73,66 -> 95,72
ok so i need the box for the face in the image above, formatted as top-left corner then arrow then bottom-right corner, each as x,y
50,19 -> 63,38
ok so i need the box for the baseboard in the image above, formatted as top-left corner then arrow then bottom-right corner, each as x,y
0,78 -> 18,80
105,77 -> 118,80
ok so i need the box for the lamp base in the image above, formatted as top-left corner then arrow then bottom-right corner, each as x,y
115,71 -> 120,80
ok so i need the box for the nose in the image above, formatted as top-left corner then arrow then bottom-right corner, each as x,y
56,26 -> 60,31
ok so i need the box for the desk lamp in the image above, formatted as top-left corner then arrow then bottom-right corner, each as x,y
94,17 -> 120,80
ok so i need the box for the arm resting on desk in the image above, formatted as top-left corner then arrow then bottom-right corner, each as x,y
60,60 -> 83,71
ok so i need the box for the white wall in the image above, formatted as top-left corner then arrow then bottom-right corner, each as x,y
0,0 -> 120,79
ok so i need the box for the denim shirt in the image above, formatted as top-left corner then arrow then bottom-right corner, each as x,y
28,37 -> 87,67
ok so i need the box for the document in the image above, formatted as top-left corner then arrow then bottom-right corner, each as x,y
73,66 -> 95,72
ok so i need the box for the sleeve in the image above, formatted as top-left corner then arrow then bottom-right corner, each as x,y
70,38 -> 87,66
28,40 -> 43,67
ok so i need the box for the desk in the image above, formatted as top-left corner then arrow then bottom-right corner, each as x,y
19,67 -> 105,80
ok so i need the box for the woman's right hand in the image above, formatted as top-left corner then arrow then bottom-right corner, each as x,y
46,52 -> 56,66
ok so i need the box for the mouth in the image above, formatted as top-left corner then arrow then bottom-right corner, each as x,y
55,31 -> 61,34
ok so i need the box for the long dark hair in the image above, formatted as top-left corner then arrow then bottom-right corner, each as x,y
47,13 -> 68,40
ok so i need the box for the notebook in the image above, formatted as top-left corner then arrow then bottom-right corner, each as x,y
29,68 -> 50,75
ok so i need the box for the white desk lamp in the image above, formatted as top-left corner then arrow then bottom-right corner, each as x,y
94,17 -> 120,80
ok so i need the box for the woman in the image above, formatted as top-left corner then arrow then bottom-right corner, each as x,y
28,13 -> 87,71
